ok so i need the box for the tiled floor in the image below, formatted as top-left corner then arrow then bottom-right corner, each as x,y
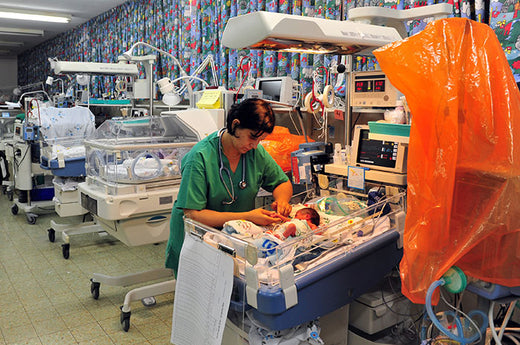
0,194 -> 174,345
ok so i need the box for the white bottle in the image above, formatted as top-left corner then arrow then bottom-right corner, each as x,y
342,145 -> 351,165
333,143 -> 342,164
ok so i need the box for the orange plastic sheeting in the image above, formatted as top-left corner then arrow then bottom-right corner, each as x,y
374,18 -> 520,304
261,126 -> 312,172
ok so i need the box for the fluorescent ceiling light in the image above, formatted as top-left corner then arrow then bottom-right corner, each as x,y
0,40 -> 23,47
0,27 -> 44,36
0,8 -> 71,23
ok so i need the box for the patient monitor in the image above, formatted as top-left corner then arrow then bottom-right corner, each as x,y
350,124 -> 407,185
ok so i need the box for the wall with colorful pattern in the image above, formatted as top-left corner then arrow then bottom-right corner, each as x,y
18,0 -> 510,98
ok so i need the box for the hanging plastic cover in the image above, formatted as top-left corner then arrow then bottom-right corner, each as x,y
373,18 -> 520,304
261,126 -> 312,172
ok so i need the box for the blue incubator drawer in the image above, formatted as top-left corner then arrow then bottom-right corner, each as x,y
185,191 -> 406,331
41,156 -> 86,177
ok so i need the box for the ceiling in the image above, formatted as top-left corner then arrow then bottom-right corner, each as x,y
0,0 -> 129,57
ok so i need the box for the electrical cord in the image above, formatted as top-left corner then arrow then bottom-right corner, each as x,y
14,145 -> 31,172
174,75 -> 210,95
288,108 -> 302,136
489,300 -> 519,345
505,333 -> 520,345
500,301 -> 517,340
432,338 -> 460,344
381,276 -> 424,318
235,55 -> 251,102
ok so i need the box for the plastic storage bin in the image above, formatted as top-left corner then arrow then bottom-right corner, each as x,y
30,187 -> 55,201
349,284 -> 412,334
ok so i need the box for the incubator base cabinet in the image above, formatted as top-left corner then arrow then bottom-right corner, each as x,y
183,190 -> 406,340
53,178 -> 88,217
92,210 -> 172,246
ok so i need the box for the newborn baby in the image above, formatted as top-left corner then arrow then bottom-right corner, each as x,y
222,207 -> 320,240
265,207 -> 321,240
222,207 -> 321,260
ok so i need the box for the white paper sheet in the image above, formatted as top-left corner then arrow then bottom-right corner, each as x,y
347,166 -> 366,190
171,233 -> 234,345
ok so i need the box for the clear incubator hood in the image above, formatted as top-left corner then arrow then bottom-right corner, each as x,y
87,116 -> 197,144
83,110 -> 223,185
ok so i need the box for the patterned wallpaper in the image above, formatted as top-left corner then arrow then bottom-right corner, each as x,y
18,0 -> 507,98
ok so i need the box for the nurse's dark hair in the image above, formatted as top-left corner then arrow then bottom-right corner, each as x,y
226,98 -> 275,138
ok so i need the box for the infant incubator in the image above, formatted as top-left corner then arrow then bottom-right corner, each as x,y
82,109 -> 223,331
182,186 -> 406,342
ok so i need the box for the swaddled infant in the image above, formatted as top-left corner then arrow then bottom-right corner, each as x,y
223,207 -> 320,240
222,208 -> 321,260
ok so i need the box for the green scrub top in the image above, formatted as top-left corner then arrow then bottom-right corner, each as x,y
165,130 -> 289,273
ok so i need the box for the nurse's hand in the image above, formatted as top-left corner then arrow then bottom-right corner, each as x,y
247,208 -> 288,226
271,200 -> 292,217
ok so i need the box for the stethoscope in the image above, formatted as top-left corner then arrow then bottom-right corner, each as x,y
218,128 -> 247,205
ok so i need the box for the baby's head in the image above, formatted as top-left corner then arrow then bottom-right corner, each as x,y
294,207 -> 320,227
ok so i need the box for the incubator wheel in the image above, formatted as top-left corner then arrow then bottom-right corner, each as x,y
11,204 -> 18,215
62,243 -> 70,259
27,214 -> 37,225
120,308 -> 131,332
90,279 -> 100,299
48,228 -> 55,242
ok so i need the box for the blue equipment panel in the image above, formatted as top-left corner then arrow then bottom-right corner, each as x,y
467,280 -> 520,301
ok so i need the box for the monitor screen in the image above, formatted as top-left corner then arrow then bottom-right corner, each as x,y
350,124 -> 407,174
258,79 -> 282,101
356,128 -> 397,169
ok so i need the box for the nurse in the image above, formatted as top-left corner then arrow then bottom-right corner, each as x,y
165,98 -> 293,274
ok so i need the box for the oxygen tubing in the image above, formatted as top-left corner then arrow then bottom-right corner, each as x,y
425,279 -> 488,344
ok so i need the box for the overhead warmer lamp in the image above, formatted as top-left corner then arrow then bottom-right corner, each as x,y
120,42 -> 194,108
222,4 -> 452,55
222,11 -> 400,55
